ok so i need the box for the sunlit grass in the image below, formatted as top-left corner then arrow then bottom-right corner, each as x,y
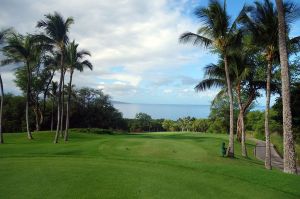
0,131 -> 299,199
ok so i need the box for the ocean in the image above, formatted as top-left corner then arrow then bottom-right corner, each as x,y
113,102 -> 265,120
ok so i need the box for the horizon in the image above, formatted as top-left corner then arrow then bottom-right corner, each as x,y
112,100 -> 266,107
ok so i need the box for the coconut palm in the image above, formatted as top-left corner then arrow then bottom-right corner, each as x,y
0,29 -> 10,143
179,0 -> 242,157
49,81 -> 58,132
37,12 -> 74,143
64,41 -> 93,141
239,0 -> 299,170
1,33 -> 40,140
197,54 -> 266,157
230,53 -> 266,157
275,0 -> 298,174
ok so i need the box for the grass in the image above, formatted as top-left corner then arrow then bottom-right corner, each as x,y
271,133 -> 300,164
0,131 -> 299,199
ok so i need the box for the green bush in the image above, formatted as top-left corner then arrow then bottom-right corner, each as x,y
207,118 -> 227,134
192,119 -> 210,132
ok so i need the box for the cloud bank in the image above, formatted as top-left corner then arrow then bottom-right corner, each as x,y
0,0 -> 218,104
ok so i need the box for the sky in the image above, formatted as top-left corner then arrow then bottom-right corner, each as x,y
0,0 -> 300,105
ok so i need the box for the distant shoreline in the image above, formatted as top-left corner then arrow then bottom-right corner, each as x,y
112,101 -> 265,108
112,102 -> 265,120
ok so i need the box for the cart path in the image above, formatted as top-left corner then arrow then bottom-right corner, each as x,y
253,139 -> 299,174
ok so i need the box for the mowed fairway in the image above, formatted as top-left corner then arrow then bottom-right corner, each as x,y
0,131 -> 299,199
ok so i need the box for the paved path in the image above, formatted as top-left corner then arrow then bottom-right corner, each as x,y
253,139 -> 300,174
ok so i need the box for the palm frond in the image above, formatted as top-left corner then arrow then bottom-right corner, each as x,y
195,78 -> 225,92
179,32 -> 212,47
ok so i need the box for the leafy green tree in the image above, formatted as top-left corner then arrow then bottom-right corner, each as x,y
14,58 -> 53,131
192,119 -> 210,132
209,92 -> 239,134
162,119 -> 175,131
70,88 -> 124,130
179,0 -> 242,157
2,94 -> 26,133
135,113 -> 152,132
37,12 -> 74,143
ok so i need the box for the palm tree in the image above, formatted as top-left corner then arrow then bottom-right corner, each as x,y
230,53 -> 266,157
197,54 -> 265,157
179,0 -> 242,157
1,33 -> 40,140
0,30 -> 9,143
239,0 -> 298,170
37,12 -> 74,143
49,81 -> 58,132
275,0 -> 298,174
64,41 -> 93,141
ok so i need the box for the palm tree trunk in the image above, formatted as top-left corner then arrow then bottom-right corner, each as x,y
34,95 -> 40,131
34,107 -> 39,131
60,71 -> 65,138
54,54 -> 64,143
237,84 -> 247,157
38,107 -> 43,130
0,74 -> 4,144
265,61 -> 272,170
26,61 -> 33,140
42,70 -> 55,122
224,56 -> 234,157
51,97 -> 54,132
236,115 -> 241,142
275,0 -> 297,174
64,70 -> 73,141
240,110 -> 247,157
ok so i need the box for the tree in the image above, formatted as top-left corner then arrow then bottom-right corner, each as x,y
37,12 -> 74,143
179,0 -> 242,157
135,113 -> 152,132
230,48 -> 267,157
1,33 -> 40,140
14,55 -> 53,131
64,41 -> 93,141
49,81 -> 58,132
240,0 -> 279,169
240,0 -> 299,170
0,30 -> 8,143
275,0 -> 298,174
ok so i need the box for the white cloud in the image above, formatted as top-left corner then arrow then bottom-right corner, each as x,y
0,0 -> 212,103
163,89 -> 173,93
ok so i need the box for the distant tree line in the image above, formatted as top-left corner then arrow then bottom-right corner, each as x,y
2,88 -> 126,133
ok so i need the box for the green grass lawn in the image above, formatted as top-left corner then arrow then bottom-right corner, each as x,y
0,131 -> 299,199
271,133 -> 300,164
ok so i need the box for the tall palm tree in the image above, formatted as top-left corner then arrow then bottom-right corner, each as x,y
239,0 -> 298,170
49,81 -> 58,132
0,29 -> 9,143
37,12 -> 74,143
275,0 -> 298,174
230,53 -> 266,157
64,41 -> 93,141
1,33 -> 40,140
197,54 -> 265,157
179,0 -> 242,157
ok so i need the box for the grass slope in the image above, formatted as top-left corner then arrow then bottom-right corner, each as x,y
270,133 -> 300,164
0,131 -> 299,199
